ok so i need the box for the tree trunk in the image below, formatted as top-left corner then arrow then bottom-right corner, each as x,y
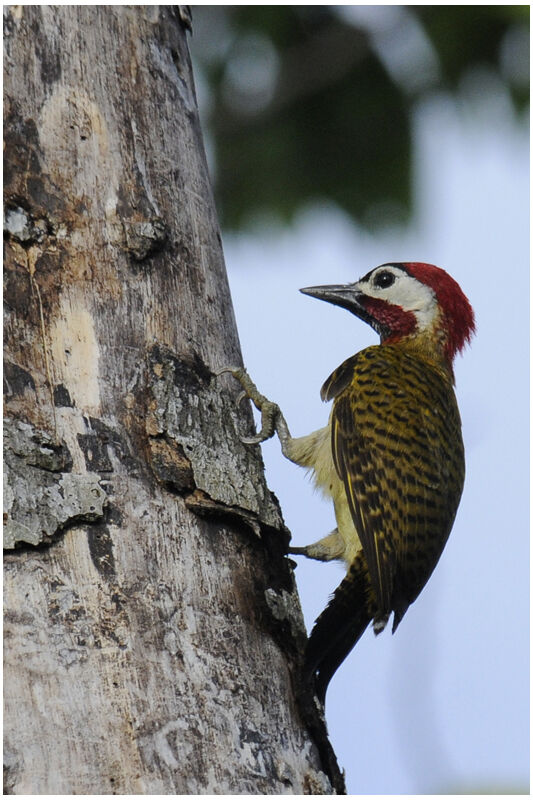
3,6 -> 344,794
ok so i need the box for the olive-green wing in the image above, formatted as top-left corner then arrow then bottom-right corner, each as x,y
325,346 -> 465,624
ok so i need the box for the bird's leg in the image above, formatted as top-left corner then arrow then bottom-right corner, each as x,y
288,528 -> 346,562
218,368 -> 348,565
216,366 -> 292,453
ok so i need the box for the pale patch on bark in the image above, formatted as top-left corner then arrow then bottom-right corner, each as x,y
50,303 -> 101,413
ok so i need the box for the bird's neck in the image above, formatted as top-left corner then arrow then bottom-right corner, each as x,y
381,327 -> 455,381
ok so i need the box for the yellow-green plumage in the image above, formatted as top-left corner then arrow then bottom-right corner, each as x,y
290,343 -> 465,701
325,344 -> 465,629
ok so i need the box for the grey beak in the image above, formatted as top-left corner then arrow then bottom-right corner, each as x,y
300,283 -> 364,314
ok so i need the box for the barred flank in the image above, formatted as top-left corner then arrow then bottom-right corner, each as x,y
327,345 -> 465,623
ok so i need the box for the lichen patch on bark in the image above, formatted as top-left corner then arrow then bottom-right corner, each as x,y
3,418 -> 107,549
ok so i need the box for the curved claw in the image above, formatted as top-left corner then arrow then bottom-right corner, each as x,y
215,366 -> 245,379
236,390 -> 248,408
241,433 -> 269,446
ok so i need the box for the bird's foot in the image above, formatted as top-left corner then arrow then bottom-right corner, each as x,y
216,366 -> 282,445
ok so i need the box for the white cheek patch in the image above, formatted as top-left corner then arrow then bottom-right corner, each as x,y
358,268 -> 439,332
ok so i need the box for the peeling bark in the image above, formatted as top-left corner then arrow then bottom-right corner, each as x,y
3,6 -> 344,794
4,417 -> 107,549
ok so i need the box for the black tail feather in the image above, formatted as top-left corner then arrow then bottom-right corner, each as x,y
303,553 -> 373,704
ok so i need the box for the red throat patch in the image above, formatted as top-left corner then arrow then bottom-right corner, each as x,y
361,296 -> 417,341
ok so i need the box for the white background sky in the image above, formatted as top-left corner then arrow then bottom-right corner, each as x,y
220,90 -> 529,793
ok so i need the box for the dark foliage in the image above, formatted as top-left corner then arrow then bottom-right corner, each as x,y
191,6 -> 529,231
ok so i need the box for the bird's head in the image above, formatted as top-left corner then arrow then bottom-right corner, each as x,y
301,262 -> 475,368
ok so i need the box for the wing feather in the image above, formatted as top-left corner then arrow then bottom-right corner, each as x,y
326,346 -> 465,623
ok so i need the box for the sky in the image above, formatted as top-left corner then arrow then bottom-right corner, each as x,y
221,91 -> 529,794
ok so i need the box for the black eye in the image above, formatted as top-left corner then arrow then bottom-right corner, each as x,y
374,270 -> 395,289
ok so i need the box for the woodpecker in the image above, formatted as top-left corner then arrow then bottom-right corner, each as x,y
220,262 -> 475,704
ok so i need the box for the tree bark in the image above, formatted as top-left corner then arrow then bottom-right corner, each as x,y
3,6 -> 344,794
